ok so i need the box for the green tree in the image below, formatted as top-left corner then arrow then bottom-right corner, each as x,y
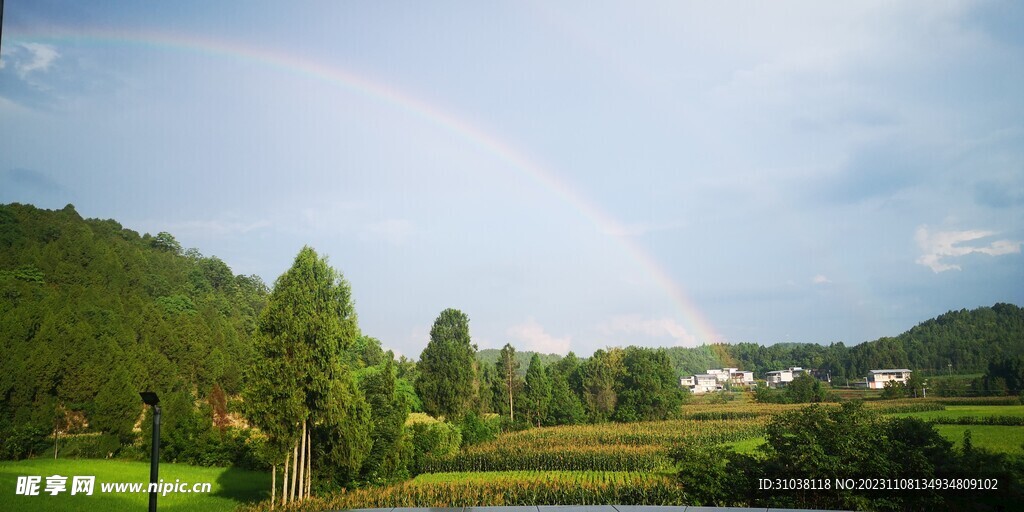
91,367 -> 139,445
356,359 -> 412,483
416,308 -> 477,420
247,246 -> 365,503
580,348 -> 624,422
496,343 -> 522,421
523,354 -> 552,426
785,373 -> 827,403
614,347 -> 686,422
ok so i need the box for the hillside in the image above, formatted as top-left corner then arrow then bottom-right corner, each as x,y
0,203 -> 268,448
663,304 -> 1024,382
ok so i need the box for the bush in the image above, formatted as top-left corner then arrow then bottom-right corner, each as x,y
0,424 -> 50,460
409,420 -> 461,474
458,412 -> 498,446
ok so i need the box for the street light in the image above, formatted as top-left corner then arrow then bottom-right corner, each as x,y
140,392 -> 160,512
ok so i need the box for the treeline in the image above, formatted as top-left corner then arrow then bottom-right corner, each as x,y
0,203 -> 268,459
659,303 -> 1024,383
421,339 -> 688,428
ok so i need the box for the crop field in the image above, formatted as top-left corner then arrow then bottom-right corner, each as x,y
240,398 -> 1024,511
0,458 -> 269,512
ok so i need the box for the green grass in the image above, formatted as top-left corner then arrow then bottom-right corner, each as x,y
933,425 -> 1024,455
0,458 -> 269,512
890,405 -> 1024,420
722,436 -> 766,454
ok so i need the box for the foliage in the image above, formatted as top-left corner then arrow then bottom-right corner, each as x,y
416,308 -> 477,420
784,373 -> 830,403
673,401 -> 1024,510
458,411 -> 499,446
408,420 -> 462,474
356,359 -> 412,484
612,347 -> 687,422
523,354 -> 552,426
0,203 -> 268,458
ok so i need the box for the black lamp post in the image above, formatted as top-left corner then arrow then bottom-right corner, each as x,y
140,392 -> 161,512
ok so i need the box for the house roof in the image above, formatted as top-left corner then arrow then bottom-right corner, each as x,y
869,369 -> 912,373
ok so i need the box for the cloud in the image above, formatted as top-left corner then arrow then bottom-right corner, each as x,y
812,274 -> 832,285
16,43 -> 60,78
915,226 -> 1021,273
507,319 -> 571,355
599,314 -> 699,347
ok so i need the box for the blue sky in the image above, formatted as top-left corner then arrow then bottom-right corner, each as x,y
2,1 -> 1022,359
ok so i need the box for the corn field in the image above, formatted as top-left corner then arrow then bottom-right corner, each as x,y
244,472 -> 686,510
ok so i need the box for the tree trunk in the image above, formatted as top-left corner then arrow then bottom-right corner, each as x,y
298,421 -> 306,501
306,433 -> 312,497
291,438 -> 299,502
510,378 -> 514,421
282,451 -> 289,506
271,464 -> 276,510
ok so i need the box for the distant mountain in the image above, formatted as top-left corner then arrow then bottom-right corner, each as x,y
663,304 -> 1024,382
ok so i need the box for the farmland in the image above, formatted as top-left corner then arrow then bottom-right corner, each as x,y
233,396 -> 1024,511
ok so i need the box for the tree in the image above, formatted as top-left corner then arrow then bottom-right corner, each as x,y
580,348 -> 624,422
523,354 -> 552,427
416,308 -> 477,420
785,373 -> 827,403
91,366 -> 139,445
614,347 -> 686,422
245,246 -> 365,503
151,231 -> 182,254
356,359 -> 412,483
496,343 -> 522,421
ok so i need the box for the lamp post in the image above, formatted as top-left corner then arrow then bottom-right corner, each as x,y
140,392 -> 161,512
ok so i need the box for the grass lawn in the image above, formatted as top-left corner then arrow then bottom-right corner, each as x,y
891,405 -> 1024,421
722,436 -> 766,454
933,425 -> 1024,455
0,458 -> 269,512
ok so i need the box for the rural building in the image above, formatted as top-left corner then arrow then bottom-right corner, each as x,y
681,374 -> 722,394
682,368 -> 754,393
867,369 -> 912,389
765,367 -> 807,388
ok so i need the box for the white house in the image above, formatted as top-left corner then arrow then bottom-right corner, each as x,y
681,374 -> 722,394
765,369 -> 793,388
868,369 -> 912,389
765,367 -> 807,388
730,371 -> 755,387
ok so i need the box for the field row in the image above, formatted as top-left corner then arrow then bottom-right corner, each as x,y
260,471 -> 686,509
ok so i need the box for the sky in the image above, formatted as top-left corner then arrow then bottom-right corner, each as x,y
1,1 -> 1022,359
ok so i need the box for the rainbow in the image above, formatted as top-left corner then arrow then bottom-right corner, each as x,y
4,27 -> 724,344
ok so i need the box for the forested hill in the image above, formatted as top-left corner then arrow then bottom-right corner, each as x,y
663,303 -> 1024,382
0,203 -> 268,439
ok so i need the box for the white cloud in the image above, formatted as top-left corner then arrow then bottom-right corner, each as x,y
599,314 -> 699,347
507,319 -> 571,355
915,226 -> 1021,273
15,43 -> 59,78
812,274 -> 831,284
